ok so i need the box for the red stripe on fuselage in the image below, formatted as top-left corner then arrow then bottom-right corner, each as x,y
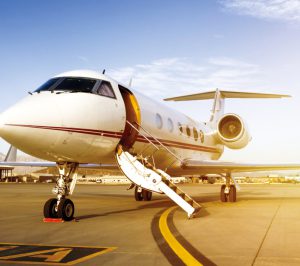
5,124 -> 220,153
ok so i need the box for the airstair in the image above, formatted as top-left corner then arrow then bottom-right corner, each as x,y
116,121 -> 201,218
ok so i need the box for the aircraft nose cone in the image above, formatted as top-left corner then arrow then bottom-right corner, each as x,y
0,108 -> 16,142
0,120 -> 3,140
0,93 -> 65,158
0,111 -> 9,138
0,114 -> 3,131
0,95 -> 49,147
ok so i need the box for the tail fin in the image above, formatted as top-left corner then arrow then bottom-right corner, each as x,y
164,89 -> 290,124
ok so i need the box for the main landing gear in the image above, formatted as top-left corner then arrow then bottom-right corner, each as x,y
43,162 -> 78,221
220,173 -> 237,202
134,186 -> 152,201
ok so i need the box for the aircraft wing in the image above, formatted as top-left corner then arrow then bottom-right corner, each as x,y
182,159 -> 300,174
0,161 -> 118,169
0,145 -> 118,169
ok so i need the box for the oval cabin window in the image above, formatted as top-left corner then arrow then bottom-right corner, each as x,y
156,114 -> 163,129
178,122 -> 183,134
167,118 -> 174,132
193,127 -> 198,141
199,130 -> 204,143
186,126 -> 191,137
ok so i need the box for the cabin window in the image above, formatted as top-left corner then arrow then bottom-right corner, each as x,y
95,81 -> 116,99
167,118 -> 174,132
193,127 -> 198,141
186,126 -> 191,137
199,130 -> 204,143
156,114 -> 163,129
178,122 -> 183,134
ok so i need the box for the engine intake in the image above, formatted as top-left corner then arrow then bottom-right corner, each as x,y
217,114 -> 251,149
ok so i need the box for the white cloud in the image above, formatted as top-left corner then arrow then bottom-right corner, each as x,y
208,57 -> 256,68
108,57 -> 261,99
221,0 -> 300,22
77,55 -> 89,63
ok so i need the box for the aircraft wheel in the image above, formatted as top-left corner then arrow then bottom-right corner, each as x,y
44,198 -> 58,218
142,189 -> 152,201
57,198 -> 75,221
228,185 -> 236,202
135,186 -> 143,201
220,185 -> 227,202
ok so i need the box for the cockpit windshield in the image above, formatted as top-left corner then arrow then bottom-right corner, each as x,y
34,77 -> 97,93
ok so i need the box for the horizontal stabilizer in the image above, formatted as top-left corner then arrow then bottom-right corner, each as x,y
164,90 -> 290,101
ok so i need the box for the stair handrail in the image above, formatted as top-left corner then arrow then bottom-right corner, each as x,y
126,120 -> 183,164
126,121 -> 160,151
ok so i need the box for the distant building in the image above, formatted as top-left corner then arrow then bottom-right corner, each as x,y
0,166 -> 14,181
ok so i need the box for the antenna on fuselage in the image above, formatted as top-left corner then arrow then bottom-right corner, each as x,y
102,69 -> 106,74
128,77 -> 133,88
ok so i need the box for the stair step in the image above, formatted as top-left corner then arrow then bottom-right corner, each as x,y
186,199 -> 193,205
164,180 -> 175,187
192,201 -> 202,208
164,180 -> 171,185
192,206 -> 201,217
169,185 -> 177,192
178,192 -> 185,198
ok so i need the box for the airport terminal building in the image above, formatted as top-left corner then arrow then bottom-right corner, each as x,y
0,166 -> 14,181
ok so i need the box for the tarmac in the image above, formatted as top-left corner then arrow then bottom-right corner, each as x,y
1,183 -> 300,265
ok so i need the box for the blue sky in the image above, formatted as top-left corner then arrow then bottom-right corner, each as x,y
1,0 -> 300,163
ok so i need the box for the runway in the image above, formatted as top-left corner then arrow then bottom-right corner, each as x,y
1,183 -> 300,265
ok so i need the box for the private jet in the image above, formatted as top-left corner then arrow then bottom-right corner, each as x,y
1,70 -> 300,221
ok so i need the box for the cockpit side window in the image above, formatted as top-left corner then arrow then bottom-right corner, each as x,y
95,81 -> 116,99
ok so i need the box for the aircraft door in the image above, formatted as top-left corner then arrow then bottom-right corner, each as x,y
118,85 -> 141,150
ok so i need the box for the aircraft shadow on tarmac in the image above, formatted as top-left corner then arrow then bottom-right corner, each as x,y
76,188 -> 299,221
76,195 -> 212,221
76,199 -> 179,220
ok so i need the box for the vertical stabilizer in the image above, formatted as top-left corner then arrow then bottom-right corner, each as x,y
210,89 -> 225,125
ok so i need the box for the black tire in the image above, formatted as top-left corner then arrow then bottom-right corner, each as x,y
228,185 -> 237,202
220,184 -> 227,202
57,198 -> 75,221
134,186 -> 143,201
44,198 -> 58,218
142,189 -> 152,201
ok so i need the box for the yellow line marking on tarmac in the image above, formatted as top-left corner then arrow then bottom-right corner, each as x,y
159,206 -> 203,266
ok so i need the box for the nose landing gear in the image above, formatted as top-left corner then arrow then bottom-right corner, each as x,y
43,162 -> 78,221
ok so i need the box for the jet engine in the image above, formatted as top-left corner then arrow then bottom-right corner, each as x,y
216,113 -> 251,149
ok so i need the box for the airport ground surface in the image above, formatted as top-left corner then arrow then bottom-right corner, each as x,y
1,183 -> 300,266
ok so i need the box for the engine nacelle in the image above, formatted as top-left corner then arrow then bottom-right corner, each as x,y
217,113 -> 251,149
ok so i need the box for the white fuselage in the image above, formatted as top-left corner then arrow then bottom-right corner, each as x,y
0,70 -> 223,175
